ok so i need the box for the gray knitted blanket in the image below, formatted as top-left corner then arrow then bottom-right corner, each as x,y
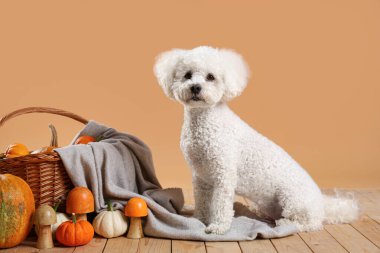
55,121 -> 297,241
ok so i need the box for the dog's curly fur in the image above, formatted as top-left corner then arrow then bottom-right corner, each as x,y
154,46 -> 359,235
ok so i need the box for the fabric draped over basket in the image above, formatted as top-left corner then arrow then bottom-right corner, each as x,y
55,121 -> 298,241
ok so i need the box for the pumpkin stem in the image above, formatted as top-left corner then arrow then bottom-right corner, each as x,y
53,199 -> 61,212
48,124 -> 58,147
72,213 -> 76,224
107,201 -> 114,212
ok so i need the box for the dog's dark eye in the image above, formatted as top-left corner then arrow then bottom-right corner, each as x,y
184,71 -> 192,80
206,73 -> 215,81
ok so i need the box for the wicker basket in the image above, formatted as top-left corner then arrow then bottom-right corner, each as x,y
0,107 -> 88,210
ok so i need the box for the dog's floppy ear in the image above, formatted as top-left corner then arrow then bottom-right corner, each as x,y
219,49 -> 250,101
154,49 -> 184,98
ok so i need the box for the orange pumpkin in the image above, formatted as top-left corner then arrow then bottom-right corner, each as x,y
75,136 -> 96,145
56,215 -> 94,246
4,143 -> 29,158
0,174 -> 35,248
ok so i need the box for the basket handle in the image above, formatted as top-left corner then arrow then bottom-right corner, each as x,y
0,107 -> 89,128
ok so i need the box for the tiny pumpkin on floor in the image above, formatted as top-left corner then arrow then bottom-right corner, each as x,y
93,202 -> 128,238
56,214 -> 94,247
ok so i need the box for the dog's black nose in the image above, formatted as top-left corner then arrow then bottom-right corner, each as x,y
190,84 -> 202,95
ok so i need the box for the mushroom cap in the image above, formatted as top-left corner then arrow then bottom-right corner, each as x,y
66,186 -> 95,214
34,204 -> 57,225
124,197 -> 148,217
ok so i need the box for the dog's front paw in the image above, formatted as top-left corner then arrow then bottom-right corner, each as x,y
205,223 -> 230,235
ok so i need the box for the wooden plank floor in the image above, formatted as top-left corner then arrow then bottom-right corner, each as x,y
1,189 -> 379,253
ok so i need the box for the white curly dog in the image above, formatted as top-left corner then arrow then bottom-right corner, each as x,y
154,46 -> 358,235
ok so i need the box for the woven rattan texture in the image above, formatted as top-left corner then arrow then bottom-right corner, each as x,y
0,107 -> 88,210
0,152 -> 73,211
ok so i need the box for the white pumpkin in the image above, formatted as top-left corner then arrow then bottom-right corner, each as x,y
35,212 -> 70,239
93,203 -> 128,238
52,213 -> 70,237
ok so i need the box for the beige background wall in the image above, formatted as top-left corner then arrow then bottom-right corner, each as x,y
0,1 -> 379,189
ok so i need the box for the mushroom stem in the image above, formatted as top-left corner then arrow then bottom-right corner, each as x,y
76,213 -> 87,221
36,225 -> 54,249
127,217 -> 144,239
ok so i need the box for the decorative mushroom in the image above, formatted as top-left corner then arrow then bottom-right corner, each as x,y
124,197 -> 148,239
34,200 -> 70,240
66,187 -> 94,221
34,205 -> 57,249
